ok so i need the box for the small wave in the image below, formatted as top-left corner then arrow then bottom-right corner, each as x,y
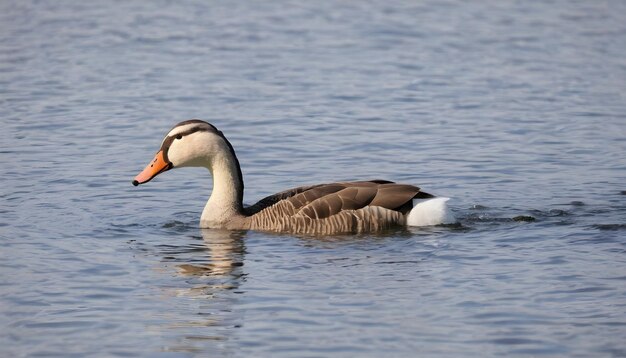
512,215 -> 535,222
462,212 -> 537,224
593,224 -> 626,231
530,209 -> 570,217
162,220 -> 193,229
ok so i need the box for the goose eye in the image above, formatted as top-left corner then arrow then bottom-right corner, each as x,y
175,135 -> 182,140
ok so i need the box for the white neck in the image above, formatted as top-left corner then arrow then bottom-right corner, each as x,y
199,143 -> 244,227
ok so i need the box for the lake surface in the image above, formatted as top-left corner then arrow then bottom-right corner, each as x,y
1,1 -> 626,356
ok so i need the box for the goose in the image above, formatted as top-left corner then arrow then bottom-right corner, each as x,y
132,120 -> 455,234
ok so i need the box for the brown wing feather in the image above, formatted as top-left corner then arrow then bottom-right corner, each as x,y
299,186 -> 378,219
247,180 -> 433,220
296,181 -> 430,219
294,184 -> 346,208
369,184 -> 421,208
337,187 -> 376,210
244,184 -> 324,216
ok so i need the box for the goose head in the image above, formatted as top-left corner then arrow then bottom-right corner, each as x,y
132,120 -> 241,186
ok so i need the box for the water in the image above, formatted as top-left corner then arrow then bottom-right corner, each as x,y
1,0 -> 626,356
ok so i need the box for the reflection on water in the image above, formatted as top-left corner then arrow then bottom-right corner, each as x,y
176,229 -> 246,279
151,229 -> 247,354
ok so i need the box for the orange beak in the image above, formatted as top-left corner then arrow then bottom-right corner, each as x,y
132,150 -> 172,186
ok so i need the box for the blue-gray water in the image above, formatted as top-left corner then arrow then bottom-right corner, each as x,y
2,1 -> 626,356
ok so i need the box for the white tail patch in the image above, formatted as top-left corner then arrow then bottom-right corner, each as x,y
406,197 -> 455,227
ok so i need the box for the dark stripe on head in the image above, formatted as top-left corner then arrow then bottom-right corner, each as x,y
159,119 -> 218,161
173,119 -> 219,131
